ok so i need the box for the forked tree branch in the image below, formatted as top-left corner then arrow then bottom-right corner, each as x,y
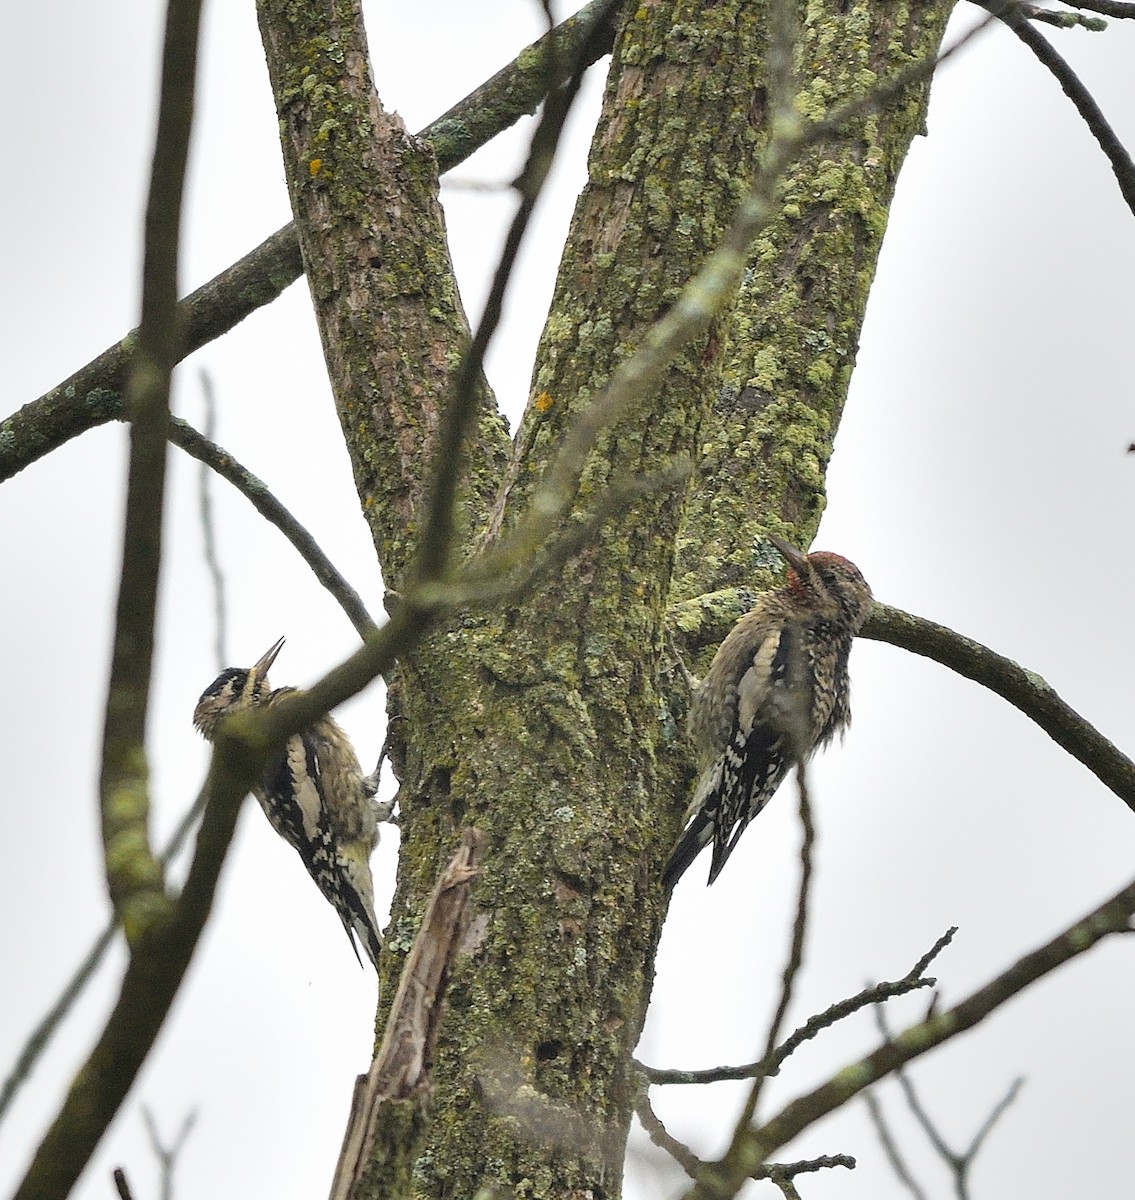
141,1106 -> 198,1200
870,1003 -> 1025,1200
636,1087 -> 856,1188
472,12 -> 997,580
413,0 -> 624,582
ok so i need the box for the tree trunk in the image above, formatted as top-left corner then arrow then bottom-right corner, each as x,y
255,2 -> 955,1197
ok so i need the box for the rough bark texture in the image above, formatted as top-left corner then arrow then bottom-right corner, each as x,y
255,3 -> 955,1200
674,2 -> 956,608
256,0 -> 509,583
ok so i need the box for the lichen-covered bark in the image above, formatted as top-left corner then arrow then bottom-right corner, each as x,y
255,0 -> 510,582
674,2 -> 955,605
257,3 -> 955,1200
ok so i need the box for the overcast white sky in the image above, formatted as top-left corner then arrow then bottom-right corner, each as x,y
2,4 -> 1135,1199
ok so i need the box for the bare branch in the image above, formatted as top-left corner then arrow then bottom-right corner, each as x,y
634,1092 -> 855,1188
685,872 -> 1135,1199
196,370 -> 228,670
635,1090 -> 703,1179
759,1155 -> 855,1183
907,927 -> 960,980
9,383 -> 385,645
863,1091 -> 930,1200
167,414 -> 378,638
0,2 -> 619,486
142,1106 -> 198,1200
873,1005 -> 1025,1200
1020,4 -> 1106,28
330,831 -> 484,1200
975,0 -> 1135,215
864,602 -> 1135,814
637,928 -> 955,1086
1057,0 -> 1135,16
99,0 -> 202,941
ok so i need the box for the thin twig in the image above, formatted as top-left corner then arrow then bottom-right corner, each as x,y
863,1090 -> 930,1200
740,760 -> 814,1128
978,0 -> 1135,214
168,414 -> 378,638
873,1005 -> 1025,1200
634,1090 -> 703,1178
637,927 -> 955,1085
874,1006 -> 955,1166
691,873 -> 1135,1200
9,390 -> 381,642
142,1106 -> 198,1200
112,1168 -> 134,1200
907,927 -> 959,980
964,1077 -> 1025,1163
1058,0 -> 1135,16
759,1155 -> 855,1182
1020,3 -> 1106,28
197,370 -> 228,670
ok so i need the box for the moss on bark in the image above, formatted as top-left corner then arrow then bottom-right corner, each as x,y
256,3 -> 956,1199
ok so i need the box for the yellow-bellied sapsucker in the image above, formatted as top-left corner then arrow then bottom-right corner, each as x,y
663,536 -> 873,889
193,637 -> 386,968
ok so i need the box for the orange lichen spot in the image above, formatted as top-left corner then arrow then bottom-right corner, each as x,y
534,391 -> 554,413
309,158 -> 323,177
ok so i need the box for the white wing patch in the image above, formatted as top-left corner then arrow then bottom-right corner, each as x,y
286,735 -> 324,841
736,628 -> 783,733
